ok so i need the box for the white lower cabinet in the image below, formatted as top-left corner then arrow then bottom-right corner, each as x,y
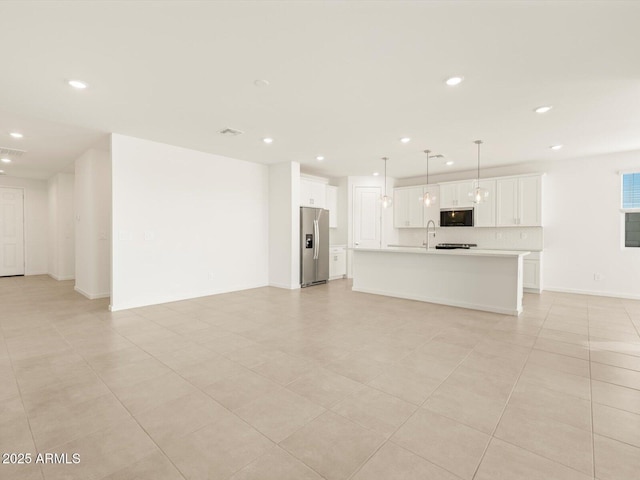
329,246 -> 346,279
523,252 -> 542,293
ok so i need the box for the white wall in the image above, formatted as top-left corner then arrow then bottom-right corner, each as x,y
111,134 -> 269,311
0,176 -> 47,275
396,150 -> 640,299
268,162 -> 300,289
75,149 -> 111,299
47,173 -> 75,280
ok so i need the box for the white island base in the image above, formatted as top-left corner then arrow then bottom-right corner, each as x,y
352,248 -> 530,316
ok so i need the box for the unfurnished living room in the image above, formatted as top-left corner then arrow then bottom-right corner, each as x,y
1,1 -> 640,480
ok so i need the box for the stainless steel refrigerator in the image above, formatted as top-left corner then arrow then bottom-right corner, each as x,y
300,207 -> 330,287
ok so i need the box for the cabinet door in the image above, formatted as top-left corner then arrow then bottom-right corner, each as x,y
300,179 -> 313,207
326,185 -> 338,228
312,182 -> 327,209
439,184 -> 458,208
423,185 -> 440,226
518,176 -> 541,226
497,178 -> 518,226
523,259 -> 539,289
474,180 -> 496,227
456,181 -> 476,208
330,251 -> 346,278
406,187 -> 424,227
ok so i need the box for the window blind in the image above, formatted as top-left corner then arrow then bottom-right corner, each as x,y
623,173 -> 640,209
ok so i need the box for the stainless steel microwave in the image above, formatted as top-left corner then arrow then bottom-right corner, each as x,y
440,208 -> 474,227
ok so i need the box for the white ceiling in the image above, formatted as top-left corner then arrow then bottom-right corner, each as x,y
0,1 -> 639,180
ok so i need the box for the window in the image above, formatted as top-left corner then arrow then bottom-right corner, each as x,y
622,172 -> 640,247
622,173 -> 640,209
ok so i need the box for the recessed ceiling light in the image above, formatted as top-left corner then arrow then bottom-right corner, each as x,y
1,158 -> 11,164
316,156 -> 324,161
534,105 -> 553,114
445,76 -> 464,86
254,79 -> 270,87
445,160 -> 454,166
262,137 -> 273,144
550,144 -> 563,150
373,172 -> 380,176
68,80 -> 88,89
9,132 -> 23,139
400,137 -> 411,144
0,170 -> 4,174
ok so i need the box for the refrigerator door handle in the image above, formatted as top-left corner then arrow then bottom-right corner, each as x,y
313,219 -> 319,260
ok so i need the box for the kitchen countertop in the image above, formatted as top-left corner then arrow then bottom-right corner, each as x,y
352,247 -> 530,257
388,244 -> 542,253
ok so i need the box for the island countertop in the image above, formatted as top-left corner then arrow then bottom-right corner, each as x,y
351,247 -> 530,258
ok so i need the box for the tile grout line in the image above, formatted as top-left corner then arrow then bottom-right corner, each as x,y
468,315 -> 549,479
114,318 -> 336,480
46,314 -> 190,480
587,301 -> 597,479
344,327 -> 483,480
0,322 -> 46,480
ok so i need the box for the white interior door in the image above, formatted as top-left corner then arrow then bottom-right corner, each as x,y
0,187 -> 25,276
354,186 -> 381,249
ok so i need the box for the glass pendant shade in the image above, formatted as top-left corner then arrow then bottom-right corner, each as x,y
422,150 -> 438,208
380,157 -> 392,208
469,140 -> 488,204
423,191 -> 437,206
470,184 -> 489,204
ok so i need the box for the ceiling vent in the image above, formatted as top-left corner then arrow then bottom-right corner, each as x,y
218,127 -> 244,137
0,147 -> 26,157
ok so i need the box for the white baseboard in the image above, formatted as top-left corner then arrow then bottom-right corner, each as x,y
544,286 -> 640,301
109,282 -> 270,312
268,282 -> 301,290
74,286 -> 110,300
48,273 -> 75,281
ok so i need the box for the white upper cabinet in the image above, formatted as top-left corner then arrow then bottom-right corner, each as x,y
300,178 -> 327,209
394,186 -> 424,228
439,181 -> 475,208
326,185 -> 338,228
496,175 -> 542,226
473,179 -> 496,227
422,185 -> 440,226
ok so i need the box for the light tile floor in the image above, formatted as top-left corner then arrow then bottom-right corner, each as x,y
1,275 -> 640,480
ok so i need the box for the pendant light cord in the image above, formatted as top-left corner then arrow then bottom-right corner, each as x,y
474,140 -> 483,187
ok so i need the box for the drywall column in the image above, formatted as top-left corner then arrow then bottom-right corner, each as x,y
268,161 -> 300,289
74,149 -> 111,299
47,173 -> 75,280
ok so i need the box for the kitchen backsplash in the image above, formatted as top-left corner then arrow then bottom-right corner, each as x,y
396,227 -> 544,251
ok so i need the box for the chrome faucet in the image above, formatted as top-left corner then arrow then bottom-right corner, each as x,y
426,220 -> 436,249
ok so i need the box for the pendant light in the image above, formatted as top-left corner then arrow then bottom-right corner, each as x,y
381,157 -> 393,208
422,150 -> 440,207
469,140 -> 489,204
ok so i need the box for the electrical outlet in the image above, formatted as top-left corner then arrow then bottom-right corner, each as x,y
495,232 -> 502,240
208,272 -> 215,280
520,232 -> 528,239
594,273 -> 602,281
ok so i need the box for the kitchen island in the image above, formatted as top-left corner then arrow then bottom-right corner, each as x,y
351,247 -> 530,315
